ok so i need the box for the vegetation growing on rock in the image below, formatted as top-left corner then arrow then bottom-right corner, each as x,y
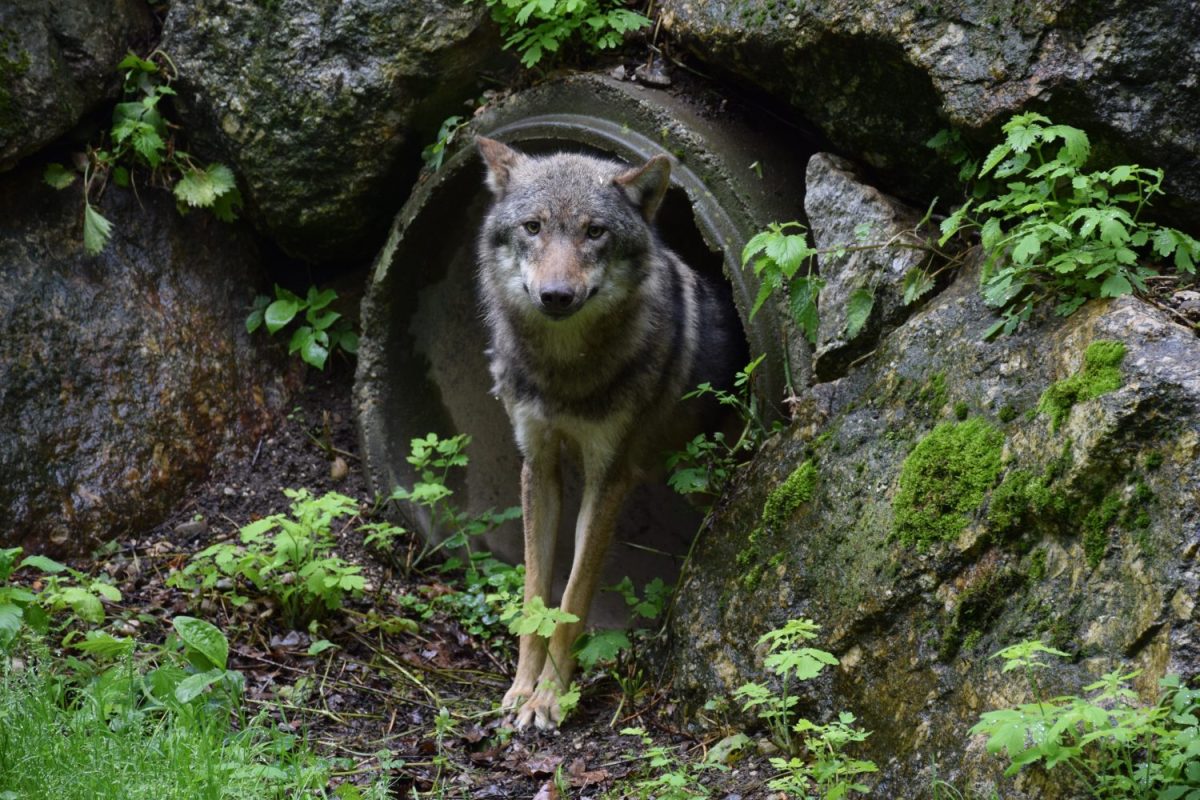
893,418 -> 1005,548
762,459 -> 818,530
1038,340 -> 1126,432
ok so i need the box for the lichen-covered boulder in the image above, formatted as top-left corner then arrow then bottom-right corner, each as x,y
663,260 -> 1199,794
805,152 -> 935,380
0,0 -> 154,169
0,165 -> 292,555
160,0 -> 501,263
660,0 -> 1200,217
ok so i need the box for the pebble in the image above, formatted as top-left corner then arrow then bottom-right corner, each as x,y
174,519 -> 208,538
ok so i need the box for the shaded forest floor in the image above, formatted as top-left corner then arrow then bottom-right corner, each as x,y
112,362 -> 780,799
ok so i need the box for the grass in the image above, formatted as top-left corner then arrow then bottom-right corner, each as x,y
0,654 -> 328,799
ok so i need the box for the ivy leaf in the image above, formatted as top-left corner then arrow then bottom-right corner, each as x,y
844,287 -> 875,340
83,205 -> 114,255
43,163 -> 76,189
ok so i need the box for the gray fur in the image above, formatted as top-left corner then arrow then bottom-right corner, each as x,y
474,137 -> 744,728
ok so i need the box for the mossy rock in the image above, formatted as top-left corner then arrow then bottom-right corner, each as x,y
893,418 -> 1004,549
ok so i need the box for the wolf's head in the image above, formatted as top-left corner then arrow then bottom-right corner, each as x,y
476,136 -> 670,322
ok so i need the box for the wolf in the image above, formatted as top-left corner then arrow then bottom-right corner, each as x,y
475,136 -> 745,730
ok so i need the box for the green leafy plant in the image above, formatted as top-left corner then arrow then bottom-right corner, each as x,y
733,619 -> 877,798
0,549 -> 123,649
971,639 -> 1200,799
667,355 -> 782,499
169,489 -> 365,628
742,222 -> 825,344
508,596 -> 581,719
616,726 -> 726,799
573,577 -> 671,722
246,285 -> 359,370
934,112 -> 1200,337
43,50 -> 242,255
422,114 -> 469,171
466,0 -> 651,68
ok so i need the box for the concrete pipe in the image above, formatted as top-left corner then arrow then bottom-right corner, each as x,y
355,73 -> 809,623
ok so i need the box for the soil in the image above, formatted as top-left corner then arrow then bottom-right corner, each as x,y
92,358 -> 783,799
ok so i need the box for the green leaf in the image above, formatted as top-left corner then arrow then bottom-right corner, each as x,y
301,333 -> 329,369
60,587 -> 104,623
1012,233 -> 1043,264
175,669 -> 225,704
0,604 -> 23,649
1099,273 -> 1132,297
83,204 -> 114,255
174,169 -> 216,207
206,163 -> 237,197
19,554 -> 67,573
73,630 -> 136,658
574,629 -> 631,670
307,639 -> 338,656
43,163 -> 76,189
844,288 -> 875,340
902,268 -> 935,305
264,299 -> 300,333
173,615 -> 229,670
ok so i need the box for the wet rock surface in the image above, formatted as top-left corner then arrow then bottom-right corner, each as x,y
0,165 -> 292,555
161,0 -> 501,263
660,0 -> 1200,218
0,0 -> 155,170
664,252 -> 1200,794
805,152 -> 935,380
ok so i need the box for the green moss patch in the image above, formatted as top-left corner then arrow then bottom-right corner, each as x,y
893,419 -> 1005,549
1082,493 -> 1121,568
1038,340 -> 1126,432
762,460 -> 817,530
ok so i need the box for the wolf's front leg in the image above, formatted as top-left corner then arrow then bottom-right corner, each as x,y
515,467 -> 631,731
503,454 -> 562,714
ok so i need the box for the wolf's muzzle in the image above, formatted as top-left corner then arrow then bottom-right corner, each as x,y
536,284 -> 585,319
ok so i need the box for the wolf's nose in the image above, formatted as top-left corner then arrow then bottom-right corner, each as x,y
538,286 -> 576,315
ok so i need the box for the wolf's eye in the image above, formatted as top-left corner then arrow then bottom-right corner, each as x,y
523,221 -> 541,235
586,224 -> 606,240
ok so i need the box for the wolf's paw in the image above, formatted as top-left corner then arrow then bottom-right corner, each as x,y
501,682 -> 532,714
511,685 -> 564,732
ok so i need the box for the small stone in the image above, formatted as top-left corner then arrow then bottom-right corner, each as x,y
634,57 -> 671,86
223,486 -> 237,496
174,519 -> 208,538
330,456 -> 349,482
609,64 -> 628,80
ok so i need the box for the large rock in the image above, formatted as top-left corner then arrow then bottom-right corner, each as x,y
161,0 -> 501,263
0,165 -> 291,555
806,152 -> 935,380
663,251 -> 1199,792
660,0 -> 1200,217
0,0 -> 155,169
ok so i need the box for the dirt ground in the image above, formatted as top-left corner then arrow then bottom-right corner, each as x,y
101,357 -> 782,799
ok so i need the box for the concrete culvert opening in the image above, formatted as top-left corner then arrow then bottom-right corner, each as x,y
355,74 -> 811,624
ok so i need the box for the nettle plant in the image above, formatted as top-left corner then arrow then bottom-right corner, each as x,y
246,285 -> 358,370
934,112 -> 1200,336
169,489 -> 365,629
733,619 -> 878,798
972,640 -> 1200,800
667,354 -> 782,500
466,0 -> 651,68
44,50 -> 242,255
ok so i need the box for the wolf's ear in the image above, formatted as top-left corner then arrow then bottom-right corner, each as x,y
476,136 -> 524,196
615,155 -> 671,221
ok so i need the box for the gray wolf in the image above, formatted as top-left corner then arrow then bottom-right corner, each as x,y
475,136 -> 745,730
